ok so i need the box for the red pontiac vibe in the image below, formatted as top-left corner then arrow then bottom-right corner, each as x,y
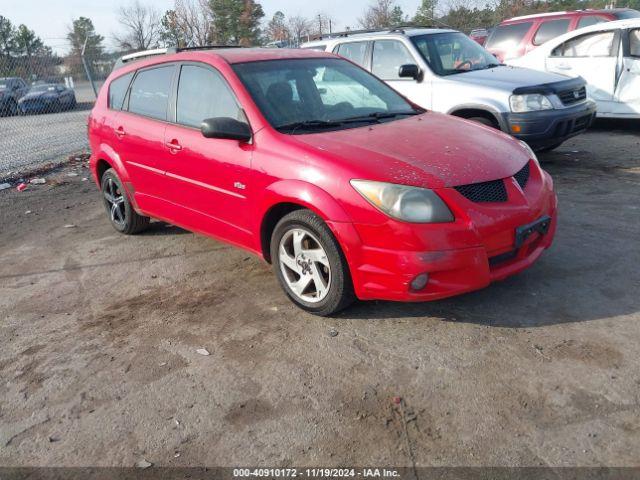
88,47 -> 557,316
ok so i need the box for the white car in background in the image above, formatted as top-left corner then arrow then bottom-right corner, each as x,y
509,19 -> 640,118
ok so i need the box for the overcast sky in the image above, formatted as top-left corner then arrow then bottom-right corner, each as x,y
7,0 -> 424,54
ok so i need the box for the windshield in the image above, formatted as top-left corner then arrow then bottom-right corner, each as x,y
411,32 -> 501,76
30,84 -> 57,92
232,58 -> 421,134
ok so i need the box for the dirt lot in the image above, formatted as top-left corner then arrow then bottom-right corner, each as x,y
1,121 -> 639,467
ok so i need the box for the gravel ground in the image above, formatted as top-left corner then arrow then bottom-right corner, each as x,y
0,121 -> 639,467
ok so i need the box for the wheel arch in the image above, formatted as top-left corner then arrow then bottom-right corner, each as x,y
448,104 -> 505,130
257,180 -> 353,263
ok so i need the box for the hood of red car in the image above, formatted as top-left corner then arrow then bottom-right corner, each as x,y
292,112 -> 530,189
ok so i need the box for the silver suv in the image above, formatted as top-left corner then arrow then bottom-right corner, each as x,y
302,27 -> 596,151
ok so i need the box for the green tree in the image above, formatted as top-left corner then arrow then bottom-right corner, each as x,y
0,15 -> 16,56
391,6 -> 407,25
66,17 -> 104,59
159,10 -> 187,47
413,0 -> 438,25
14,24 -> 44,57
209,0 -> 264,46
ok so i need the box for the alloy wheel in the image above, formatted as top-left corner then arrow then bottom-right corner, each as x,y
278,228 -> 331,303
103,177 -> 126,228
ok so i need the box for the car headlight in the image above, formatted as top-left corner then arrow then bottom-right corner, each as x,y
350,180 -> 454,223
510,94 -> 553,112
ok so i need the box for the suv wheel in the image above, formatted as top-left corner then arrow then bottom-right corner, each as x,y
270,210 -> 355,316
101,168 -> 150,234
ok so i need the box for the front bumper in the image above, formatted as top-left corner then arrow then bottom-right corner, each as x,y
502,100 -> 596,149
328,163 -> 558,302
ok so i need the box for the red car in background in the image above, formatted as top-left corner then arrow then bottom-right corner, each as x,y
89,47 -> 557,315
485,8 -> 640,61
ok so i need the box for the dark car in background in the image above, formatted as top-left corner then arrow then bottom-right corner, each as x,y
18,83 -> 77,115
486,8 -> 640,61
0,77 -> 29,116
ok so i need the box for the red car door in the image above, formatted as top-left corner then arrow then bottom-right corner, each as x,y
159,63 -> 254,247
115,64 -> 176,214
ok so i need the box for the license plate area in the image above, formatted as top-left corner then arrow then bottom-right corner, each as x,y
515,215 -> 551,248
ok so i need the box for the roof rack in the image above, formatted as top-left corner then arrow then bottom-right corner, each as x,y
311,23 -> 449,41
113,45 -> 245,70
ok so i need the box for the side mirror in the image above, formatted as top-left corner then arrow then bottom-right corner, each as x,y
398,64 -> 421,81
201,117 -> 252,142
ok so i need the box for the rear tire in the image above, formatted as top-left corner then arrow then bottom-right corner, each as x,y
101,168 -> 150,235
270,209 -> 355,316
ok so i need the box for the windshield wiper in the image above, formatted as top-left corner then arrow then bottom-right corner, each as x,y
275,119 -> 344,133
335,110 -> 421,124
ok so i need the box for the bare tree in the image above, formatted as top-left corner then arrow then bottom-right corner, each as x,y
174,0 -> 212,46
288,15 -> 313,45
114,0 -> 161,51
359,0 -> 401,29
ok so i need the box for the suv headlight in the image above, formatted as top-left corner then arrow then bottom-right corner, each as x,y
350,180 -> 454,223
510,94 -> 553,113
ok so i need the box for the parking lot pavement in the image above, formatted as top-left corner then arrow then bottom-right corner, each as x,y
0,122 -> 639,466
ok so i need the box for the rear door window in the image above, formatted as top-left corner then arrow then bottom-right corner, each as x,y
630,29 -> 640,57
109,72 -> 134,110
533,19 -> 571,46
335,42 -> 369,68
176,65 -> 242,128
485,22 -> 532,50
552,31 -> 616,57
128,65 -> 175,120
371,40 -> 416,80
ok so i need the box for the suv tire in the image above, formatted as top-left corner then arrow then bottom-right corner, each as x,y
101,168 -> 150,234
270,209 -> 355,316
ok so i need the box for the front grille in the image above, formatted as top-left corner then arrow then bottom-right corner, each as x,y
558,86 -> 586,106
455,179 -> 507,203
513,162 -> 530,190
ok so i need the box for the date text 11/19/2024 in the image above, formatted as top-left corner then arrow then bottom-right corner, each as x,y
233,468 -> 401,478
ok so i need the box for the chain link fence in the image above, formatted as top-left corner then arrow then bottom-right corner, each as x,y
0,53 -> 113,178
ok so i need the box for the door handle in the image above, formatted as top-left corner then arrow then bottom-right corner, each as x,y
557,64 -> 572,70
166,140 -> 182,152
115,126 -> 126,138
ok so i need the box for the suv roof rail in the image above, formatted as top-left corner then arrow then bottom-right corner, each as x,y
113,45 -> 245,70
311,23 -> 450,41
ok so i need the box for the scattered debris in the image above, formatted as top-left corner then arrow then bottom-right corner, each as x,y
328,328 -> 339,337
135,459 -> 153,469
17,183 -> 27,192
25,210 -> 32,214
159,362 -> 167,367
66,172 -> 79,177
269,306 -> 278,312
151,274 -> 158,279
196,348 -> 210,356
63,224 -> 76,229
48,435 -> 60,443
82,177 -> 88,182
392,396 -> 402,405
0,183 -> 10,191
30,178 -> 46,185
174,452 -> 181,458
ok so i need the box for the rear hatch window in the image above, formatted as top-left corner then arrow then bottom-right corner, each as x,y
486,22 -> 532,50
613,10 -> 640,19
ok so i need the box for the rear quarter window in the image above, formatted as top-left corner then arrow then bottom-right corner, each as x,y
552,31 -> 616,57
533,19 -> 570,45
486,22 -> 533,50
108,72 -> 134,110
577,16 -> 609,29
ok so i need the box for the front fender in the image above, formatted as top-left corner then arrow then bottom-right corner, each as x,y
257,180 -> 353,224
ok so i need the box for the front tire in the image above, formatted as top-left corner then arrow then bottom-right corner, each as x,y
270,210 -> 355,316
101,168 -> 150,234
